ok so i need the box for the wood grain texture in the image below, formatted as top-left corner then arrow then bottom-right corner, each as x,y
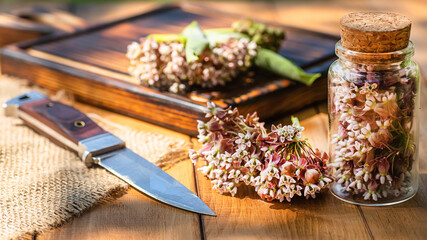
359,174 -> 427,239
20,98 -> 106,143
39,160 -> 201,240
0,24 -> 45,47
0,4 -> 338,136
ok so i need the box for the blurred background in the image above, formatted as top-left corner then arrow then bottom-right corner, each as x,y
0,0 -> 426,72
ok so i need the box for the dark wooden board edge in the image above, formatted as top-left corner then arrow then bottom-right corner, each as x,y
1,3 -> 338,136
1,46 -> 204,136
0,25 -> 45,47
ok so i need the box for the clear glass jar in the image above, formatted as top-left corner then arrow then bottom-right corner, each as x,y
328,41 -> 420,206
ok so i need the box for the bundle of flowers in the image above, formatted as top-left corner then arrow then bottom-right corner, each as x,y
127,36 -> 257,93
329,63 -> 417,201
189,103 -> 331,202
127,20 -> 320,94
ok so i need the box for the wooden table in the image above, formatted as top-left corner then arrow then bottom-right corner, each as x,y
5,1 -> 423,239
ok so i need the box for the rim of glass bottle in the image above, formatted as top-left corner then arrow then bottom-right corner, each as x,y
335,40 -> 414,64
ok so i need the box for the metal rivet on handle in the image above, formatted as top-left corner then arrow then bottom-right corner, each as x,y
74,121 -> 85,128
19,95 -> 30,101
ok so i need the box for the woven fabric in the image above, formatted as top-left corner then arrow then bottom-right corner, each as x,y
0,76 -> 188,239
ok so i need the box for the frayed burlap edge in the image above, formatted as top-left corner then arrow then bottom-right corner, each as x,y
0,75 -> 189,240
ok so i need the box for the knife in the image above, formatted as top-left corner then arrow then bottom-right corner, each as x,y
3,91 -> 215,216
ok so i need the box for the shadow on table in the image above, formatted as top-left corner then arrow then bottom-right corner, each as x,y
218,173 -> 427,210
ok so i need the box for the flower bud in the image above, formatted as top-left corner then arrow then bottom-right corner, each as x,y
368,180 -> 379,192
364,151 -> 376,172
305,169 -> 320,184
207,119 -> 223,131
219,139 -> 234,153
378,157 -> 390,175
233,161 -> 241,169
281,161 -> 297,177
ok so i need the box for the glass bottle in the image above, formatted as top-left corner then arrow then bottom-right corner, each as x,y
328,12 -> 420,206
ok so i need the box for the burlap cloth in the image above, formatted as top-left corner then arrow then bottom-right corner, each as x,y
0,76 -> 188,239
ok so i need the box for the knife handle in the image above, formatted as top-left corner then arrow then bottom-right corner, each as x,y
3,91 -> 125,166
20,98 -> 107,144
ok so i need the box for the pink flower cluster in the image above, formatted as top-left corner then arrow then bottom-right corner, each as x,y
330,65 -> 417,201
190,102 -> 331,202
127,37 -> 256,94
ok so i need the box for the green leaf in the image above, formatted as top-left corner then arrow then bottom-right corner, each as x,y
147,33 -> 185,42
182,21 -> 209,62
254,48 -> 321,86
291,116 -> 300,127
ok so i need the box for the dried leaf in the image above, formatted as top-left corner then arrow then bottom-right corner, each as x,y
254,48 -> 321,86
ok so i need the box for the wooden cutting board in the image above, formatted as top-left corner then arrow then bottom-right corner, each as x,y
1,3 -> 338,135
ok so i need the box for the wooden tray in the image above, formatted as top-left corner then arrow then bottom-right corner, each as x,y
1,3 -> 338,135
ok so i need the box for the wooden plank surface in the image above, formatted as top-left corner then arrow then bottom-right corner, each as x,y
40,163 -> 201,240
10,0 -> 423,239
359,174 -> 427,240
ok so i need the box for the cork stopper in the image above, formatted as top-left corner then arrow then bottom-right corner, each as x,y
340,12 -> 411,53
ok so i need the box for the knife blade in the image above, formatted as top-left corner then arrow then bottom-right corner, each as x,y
3,91 -> 215,216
